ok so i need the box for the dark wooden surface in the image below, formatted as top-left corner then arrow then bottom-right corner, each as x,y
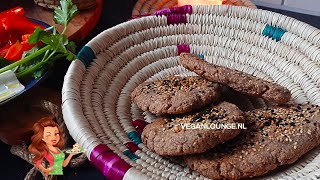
0,87 -> 62,145
0,0 -> 319,179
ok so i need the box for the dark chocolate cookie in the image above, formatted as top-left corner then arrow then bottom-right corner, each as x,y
131,76 -> 221,115
184,104 -> 320,180
179,53 -> 291,104
142,102 -> 244,155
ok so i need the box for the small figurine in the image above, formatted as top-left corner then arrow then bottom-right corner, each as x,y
28,117 -> 75,176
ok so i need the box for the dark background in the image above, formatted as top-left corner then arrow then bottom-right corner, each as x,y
0,0 -> 319,179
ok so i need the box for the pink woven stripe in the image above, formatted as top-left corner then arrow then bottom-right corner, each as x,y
154,5 -> 192,16
90,144 -> 111,163
132,119 -> 149,134
177,44 -> 190,55
91,144 -> 131,180
167,14 -> 187,24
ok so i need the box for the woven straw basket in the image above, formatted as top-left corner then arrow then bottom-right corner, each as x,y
34,0 -> 96,10
62,5 -> 320,180
132,0 -> 257,17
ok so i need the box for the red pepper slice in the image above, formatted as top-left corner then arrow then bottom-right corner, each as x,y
0,33 -> 19,47
21,38 -> 34,50
4,41 -> 23,60
21,34 -> 37,48
0,7 -> 40,60
4,40 -> 34,61
21,34 -> 32,43
0,7 -> 24,17
0,32 -> 20,54
0,7 -> 25,34
0,44 -> 11,57
2,16 -> 42,33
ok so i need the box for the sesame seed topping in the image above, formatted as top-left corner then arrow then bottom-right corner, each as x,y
192,103 -> 320,163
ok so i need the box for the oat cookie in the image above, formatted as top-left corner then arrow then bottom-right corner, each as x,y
142,102 -> 244,156
179,53 -> 291,104
184,104 -> 320,180
131,76 -> 221,115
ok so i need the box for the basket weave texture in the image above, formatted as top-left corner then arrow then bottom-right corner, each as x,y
34,0 -> 96,10
132,0 -> 257,17
62,5 -> 320,180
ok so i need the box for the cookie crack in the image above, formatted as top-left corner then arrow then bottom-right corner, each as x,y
216,161 -> 222,178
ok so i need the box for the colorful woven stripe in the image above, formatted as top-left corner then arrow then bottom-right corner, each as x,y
125,142 -> 140,153
177,44 -> 190,55
90,144 -> 131,180
262,24 -> 286,42
153,5 -> 192,16
77,46 -> 96,67
154,5 -> 191,25
123,150 -> 139,161
128,131 -> 142,144
167,14 -> 187,24
132,119 -> 149,134
90,144 -> 111,163
198,54 -> 205,59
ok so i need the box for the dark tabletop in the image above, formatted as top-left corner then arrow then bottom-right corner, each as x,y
0,0 -> 319,180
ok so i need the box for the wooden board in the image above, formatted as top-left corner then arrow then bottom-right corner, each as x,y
0,0 -> 103,44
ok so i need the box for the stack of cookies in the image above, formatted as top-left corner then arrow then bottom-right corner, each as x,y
131,53 -> 320,180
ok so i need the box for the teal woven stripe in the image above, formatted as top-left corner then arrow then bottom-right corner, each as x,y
128,131 -> 142,144
123,150 -> 139,161
77,46 -> 96,67
262,24 -> 286,42
198,54 -> 205,59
